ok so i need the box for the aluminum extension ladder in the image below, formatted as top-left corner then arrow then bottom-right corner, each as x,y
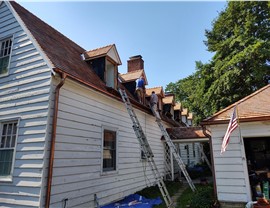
118,88 -> 174,208
199,144 -> 212,172
150,106 -> 196,192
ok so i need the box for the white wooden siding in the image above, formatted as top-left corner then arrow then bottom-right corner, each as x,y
0,2 -> 52,207
50,79 -> 168,207
177,143 -> 201,166
208,121 -> 270,203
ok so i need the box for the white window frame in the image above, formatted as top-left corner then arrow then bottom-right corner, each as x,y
105,58 -> 117,89
101,126 -> 118,175
0,35 -> 14,77
0,118 -> 19,182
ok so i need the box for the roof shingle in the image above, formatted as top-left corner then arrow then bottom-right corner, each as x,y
166,127 -> 207,140
120,70 -> 143,83
145,87 -> 164,97
202,84 -> 270,124
10,1 -> 108,91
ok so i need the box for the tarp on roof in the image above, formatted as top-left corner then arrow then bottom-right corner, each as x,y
101,194 -> 162,208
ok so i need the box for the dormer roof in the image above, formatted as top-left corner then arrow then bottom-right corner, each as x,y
187,112 -> 193,120
84,44 -> 122,65
182,108 -> 188,116
174,103 -> 182,111
163,94 -> 175,105
119,69 -> 148,85
145,87 -> 165,98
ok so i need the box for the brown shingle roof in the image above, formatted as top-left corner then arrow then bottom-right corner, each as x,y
145,87 -> 164,97
83,44 -> 122,65
84,45 -> 113,59
187,113 -> 193,120
165,127 -> 207,140
201,84 -> 270,125
120,70 -> 143,82
162,95 -> 175,105
182,108 -> 188,116
10,1 -> 108,91
174,103 -> 182,111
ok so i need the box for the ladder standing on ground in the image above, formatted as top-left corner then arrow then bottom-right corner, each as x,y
118,88 -> 174,208
199,144 -> 212,172
150,105 -> 196,192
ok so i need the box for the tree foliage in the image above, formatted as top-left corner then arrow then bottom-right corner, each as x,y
166,1 -> 270,125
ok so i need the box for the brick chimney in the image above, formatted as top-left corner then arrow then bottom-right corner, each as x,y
127,55 -> 144,72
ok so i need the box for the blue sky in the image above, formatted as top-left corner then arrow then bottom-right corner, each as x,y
18,1 -> 227,89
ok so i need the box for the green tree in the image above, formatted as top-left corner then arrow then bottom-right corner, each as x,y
167,1 -> 270,125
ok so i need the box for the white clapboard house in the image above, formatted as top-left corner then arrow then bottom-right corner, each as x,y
201,84 -> 270,207
0,1 -> 181,207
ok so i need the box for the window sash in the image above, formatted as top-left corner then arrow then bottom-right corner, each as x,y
0,37 -> 12,75
0,149 -> 14,176
103,130 -> 116,171
0,121 -> 17,177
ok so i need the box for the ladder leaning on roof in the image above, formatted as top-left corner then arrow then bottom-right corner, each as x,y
150,106 -> 197,192
118,88 -> 174,208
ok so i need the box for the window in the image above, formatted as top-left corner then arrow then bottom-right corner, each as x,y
0,37 -> 13,76
103,129 -> 117,172
105,59 -> 117,89
0,121 -> 18,177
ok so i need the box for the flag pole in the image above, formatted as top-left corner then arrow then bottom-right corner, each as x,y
235,105 -> 243,145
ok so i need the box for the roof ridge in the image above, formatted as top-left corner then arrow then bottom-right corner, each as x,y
203,84 -> 270,121
85,44 -> 114,53
120,69 -> 143,76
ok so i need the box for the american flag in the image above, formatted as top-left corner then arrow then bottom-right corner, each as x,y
220,106 -> 238,154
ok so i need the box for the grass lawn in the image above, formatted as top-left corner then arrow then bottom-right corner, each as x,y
177,184 -> 215,208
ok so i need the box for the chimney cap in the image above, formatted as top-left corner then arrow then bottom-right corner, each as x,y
129,55 -> 142,60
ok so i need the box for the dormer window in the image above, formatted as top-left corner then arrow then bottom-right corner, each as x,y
83,44 -> 121,90
0,37 -> 13,76
106,59 -> 117,89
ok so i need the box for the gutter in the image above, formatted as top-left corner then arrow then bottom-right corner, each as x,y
201,125 -> 218,202
45,72 -> 67,208
53,68 -> 178,126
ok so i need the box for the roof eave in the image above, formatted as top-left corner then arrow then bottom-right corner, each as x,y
201,116 -> 270,126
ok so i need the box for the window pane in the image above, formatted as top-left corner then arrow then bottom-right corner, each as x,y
2,124 -> 7,135
1,136 -> 5,148
5,136 -> 11,148
103,130 -> 116,171
7,123 -> 12,135
13,123 -> 17,134
1,42 -> 4,50
0,149 -> 13,176
11,136 -> 16,147
0,57 -> 9,75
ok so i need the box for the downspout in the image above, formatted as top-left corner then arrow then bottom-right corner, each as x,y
201,125 -> 218,201
45,72 -> 67,208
